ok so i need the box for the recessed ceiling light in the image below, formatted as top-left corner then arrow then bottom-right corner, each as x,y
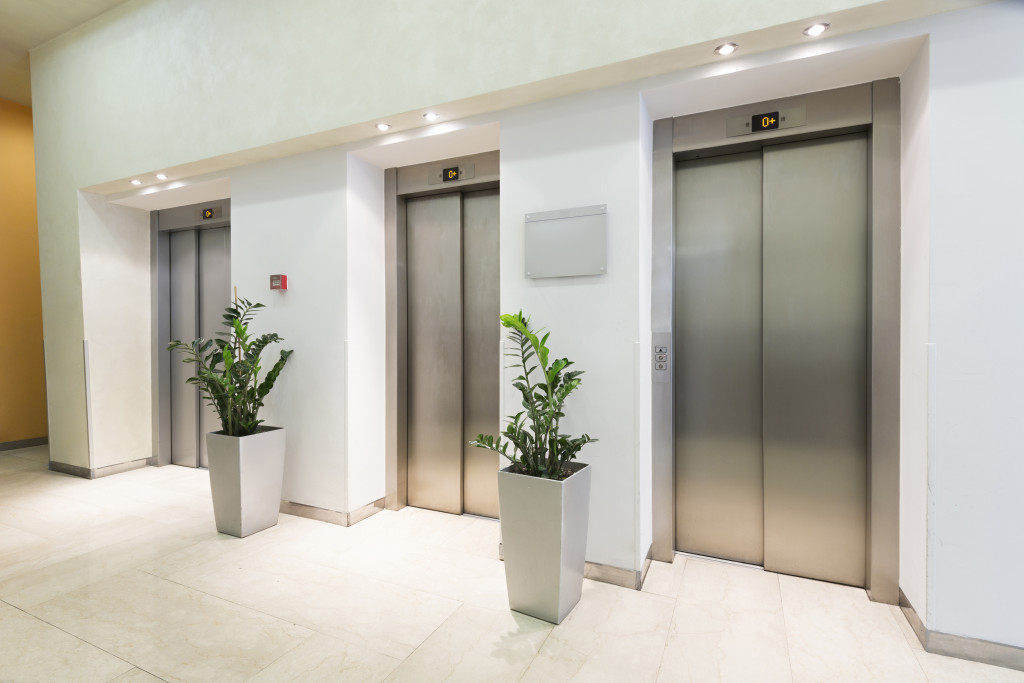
376,122 -> 391,131
130,179 -> 142,186
803,22 -> 830,37
155,173 -> 167,180
714,42 -> 738,56
423,112 -> 440,122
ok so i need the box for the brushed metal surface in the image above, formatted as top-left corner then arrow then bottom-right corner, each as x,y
384,169 -> 408,510
673,151 -> 765,565
498,463 -> 591,624
650,117 -> 675,562
396,151 -> 499,196
462,189 -> 501,518
198,227 -> 231,467
524,205 -> 606,278
673,83 -> 871,153
151,217 -> 171,466
207,427 -> 286,537
762,133 -> 868,587
169,229 -> 198,467
406,193 -> 464,514
867,78 -> 901,605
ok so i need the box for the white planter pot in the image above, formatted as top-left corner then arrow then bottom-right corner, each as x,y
206,427 -> 286,538
497,461 -> 592,624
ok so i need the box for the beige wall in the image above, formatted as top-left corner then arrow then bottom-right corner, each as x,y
0,97 -> 47,443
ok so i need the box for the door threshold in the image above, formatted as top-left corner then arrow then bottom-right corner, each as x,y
675,550 -> 765,572
461,512 -> 498,522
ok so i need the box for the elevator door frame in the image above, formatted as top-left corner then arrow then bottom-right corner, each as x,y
383,151 -> 501,513
150,198 -> 232,468
651,81 -> 901,604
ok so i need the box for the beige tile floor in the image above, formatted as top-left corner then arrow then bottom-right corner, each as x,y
1,445 -> 1021,683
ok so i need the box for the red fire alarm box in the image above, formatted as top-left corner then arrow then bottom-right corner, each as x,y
270,274 -> 288,290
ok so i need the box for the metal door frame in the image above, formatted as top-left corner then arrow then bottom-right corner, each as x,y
149,199 -> 232,467
651,81 -> 901,603
384,151 -> 500,511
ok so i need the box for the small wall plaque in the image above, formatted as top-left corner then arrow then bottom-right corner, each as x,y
524,205 -> 607,279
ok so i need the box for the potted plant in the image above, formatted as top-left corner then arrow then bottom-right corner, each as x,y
168,298 -> 293,538
471,311 -> 596,624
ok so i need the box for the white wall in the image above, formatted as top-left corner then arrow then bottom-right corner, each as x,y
33,0 -> 896,471
78,192 -> 151,469
637,97 -> 655,567
924,2 -> 1024,647
230,147 -> 350,512
26,0 -> 1024,651
345,154 -> 387,509
499,85 -> 644,570
898,38 -> 930,622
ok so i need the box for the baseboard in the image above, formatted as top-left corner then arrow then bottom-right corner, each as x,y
280,497 -> 385,527
499,542 -> 653,591
899,589 -> 927,645
49,458 -> 148,480
0,436 -> 48,451
900,588 -> 1024,672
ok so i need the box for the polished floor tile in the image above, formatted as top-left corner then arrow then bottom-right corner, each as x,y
780,574 -> 927,682
386,604 -> 550,682
1,449 -> 1021,682
27,569 -> 312,683
161,552 -> 460,659
0,601 -> 134,682
249,632 -> 401,682
641,556 -> 688,598
521,580 -> 676,682
659,558 -> 792,682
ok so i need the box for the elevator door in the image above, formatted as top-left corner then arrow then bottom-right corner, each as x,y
406,189 -> 500,517
169,227 -> 231,468
673,133 -> 867,586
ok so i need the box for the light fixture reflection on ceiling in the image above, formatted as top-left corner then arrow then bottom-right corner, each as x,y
155,173 -> 167,180
423,112 -> 441,122
376,122 -> 391,131
803,22 -> 830,37
130,179 -> 142,186
714,42 -> 738,56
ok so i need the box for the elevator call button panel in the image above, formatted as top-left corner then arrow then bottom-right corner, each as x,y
654,345 -> 669,372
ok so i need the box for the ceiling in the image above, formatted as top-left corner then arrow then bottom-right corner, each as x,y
0,0 -> 132,106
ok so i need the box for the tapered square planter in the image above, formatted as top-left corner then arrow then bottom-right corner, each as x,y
497,461 -> 591,624
206,427 -> 286,538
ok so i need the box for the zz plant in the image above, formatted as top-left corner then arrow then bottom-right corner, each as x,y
471,311 -> 596,480
168,298 -> 292,437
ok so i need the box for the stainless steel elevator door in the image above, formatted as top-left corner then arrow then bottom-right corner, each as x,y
407,193 -> 465,514
198,227 -> 231,467
406,189 -> 501,517
762,134 -> 867,586
672,133 -> 868,586
169,227 -> 231,468
169,230 -> 199,467
462,189 -> 501,518
673,151 -> 765,564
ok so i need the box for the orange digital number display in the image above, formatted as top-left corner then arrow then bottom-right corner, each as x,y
751,112 -> 780,132
442,166 -> 460,182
